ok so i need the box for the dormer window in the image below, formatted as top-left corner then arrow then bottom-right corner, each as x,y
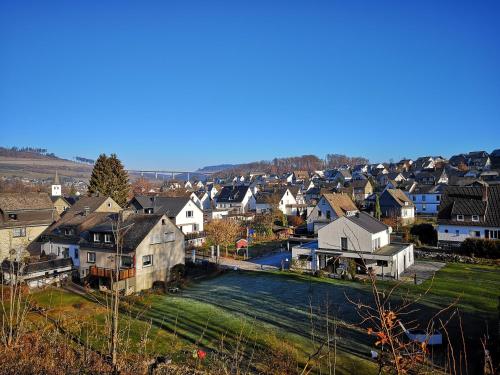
472,215 -> 479,222
64,228 -> 74,236
93,233 -> 100,242
8,213 -> 17,221
457,215 -> 464,221
104,234 -> 112,243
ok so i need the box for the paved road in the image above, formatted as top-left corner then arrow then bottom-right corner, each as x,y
218,251 -> 292,271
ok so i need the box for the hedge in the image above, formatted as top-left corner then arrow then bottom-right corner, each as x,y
458,238 -> 500,259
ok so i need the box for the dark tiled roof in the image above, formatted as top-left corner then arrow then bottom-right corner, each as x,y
131,196 -> 191,217
216,186 -> 251,203
438,185 -> 500,227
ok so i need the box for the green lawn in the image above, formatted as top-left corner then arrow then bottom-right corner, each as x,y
27,262 -> 499,374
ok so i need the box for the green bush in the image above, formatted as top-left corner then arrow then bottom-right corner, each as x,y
410,223 -> 437,246
458,238 -> 500,259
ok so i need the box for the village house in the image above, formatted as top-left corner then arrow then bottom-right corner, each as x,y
350,179 -> 373,203
293,211 -> 414,278
437,185 -> 500,250
0,192 -> 57,260
128,196 -> 204,246
80,213 -> 185,294
306,193 -> 358,233
37,196 -> 122,273
215,185 -> 256,214
286,171 -> 309,184
379,189 -> 415,224
407,184 -> 445,215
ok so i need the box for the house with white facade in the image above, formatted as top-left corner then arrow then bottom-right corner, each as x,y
293,212 -> 414,278
407,184 -> 445,215
437,185 -> 500,250
215,185 -> 256,214
128,196 -> 204,246
306,193 -> 358,233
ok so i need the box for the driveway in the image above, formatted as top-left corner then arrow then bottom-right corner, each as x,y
400,260 -> 446,284
218,251 -> 292,271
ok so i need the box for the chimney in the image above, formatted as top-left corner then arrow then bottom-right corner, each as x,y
83,206 -> 90,216
482,186 -> 488,202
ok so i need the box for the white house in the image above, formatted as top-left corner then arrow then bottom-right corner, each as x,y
406,184 -> 444,215
437,185 -> 500,250
215,185 -> 256,214
128,196 -> 205,246
306,193 -> 358,233
293,212 -> 414,278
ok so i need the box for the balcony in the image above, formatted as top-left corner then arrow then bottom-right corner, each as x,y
184,231 -> 207,241
89,266 -> 136,280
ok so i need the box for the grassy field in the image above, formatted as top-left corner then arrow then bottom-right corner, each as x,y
27,262 -> 499,374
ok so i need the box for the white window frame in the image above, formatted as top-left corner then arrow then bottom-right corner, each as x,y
104,233 -> 112,243
142,254 -> 153,268
457,215 -> 464,221
186,210 -> 194,218
471,215 -> 479,222
93,233 -> 100,242
12,227 -> 26,237
87,252 -> 96,263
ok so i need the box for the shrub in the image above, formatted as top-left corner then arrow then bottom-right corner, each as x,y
288,215 -> 304,227
458,238 -> 500,259
410,223 -> 437,246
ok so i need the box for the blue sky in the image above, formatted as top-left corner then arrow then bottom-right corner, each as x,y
1,0 -> 499,170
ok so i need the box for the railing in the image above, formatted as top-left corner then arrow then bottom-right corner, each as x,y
184,231 -> 207,241
89,266 -> 136,280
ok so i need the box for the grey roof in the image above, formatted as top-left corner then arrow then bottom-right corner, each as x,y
131,196 -> 191,217
2,257 -> 73,275
438,185 -> 500,227
346,212 -> 388,234
216,186 -> 251,203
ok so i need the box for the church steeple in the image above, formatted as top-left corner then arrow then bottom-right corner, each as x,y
51,171 -> 61,197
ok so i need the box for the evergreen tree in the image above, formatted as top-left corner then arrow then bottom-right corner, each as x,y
374,194 -> 382,220
107,154 -> 130,206
87,153 -> 130,207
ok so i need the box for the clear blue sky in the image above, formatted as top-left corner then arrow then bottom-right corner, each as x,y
1,0 -> 499,170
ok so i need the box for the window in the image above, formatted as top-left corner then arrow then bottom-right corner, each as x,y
412,195 -> 416,201
422,204 -> 426,211
93,233 -> 100,242
8,213 -> 17,221
486,230 -> 499,239
162,219 -> 166,225
455,230 -> 460,236
444,229 -> 448,233
457,215 -> 464,221
193,224 -> 199,232
341,237 -> 348,251
186,210 -> 194,218
318,210 -> 322,217
164,232 -> 175,242
470,230 -> 480,237
121,256 -> 133,268
12,227 -> 26,237
63,247 -> 69,258
142,255 -> 153,267
436,195 -> 440,201
74,248 -> 79,259
421,195 -> 426,202
280,200 -> 283,205
64,228 -> 74,236
472,215 -> 479,222
104,233 -> 112,243
87,252 -> 96,263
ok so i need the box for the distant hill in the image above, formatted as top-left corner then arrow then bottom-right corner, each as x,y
0,147 -> 93,180
196,164 -> 239,173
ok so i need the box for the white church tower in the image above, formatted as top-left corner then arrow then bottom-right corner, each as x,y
51,171 -> 61,197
